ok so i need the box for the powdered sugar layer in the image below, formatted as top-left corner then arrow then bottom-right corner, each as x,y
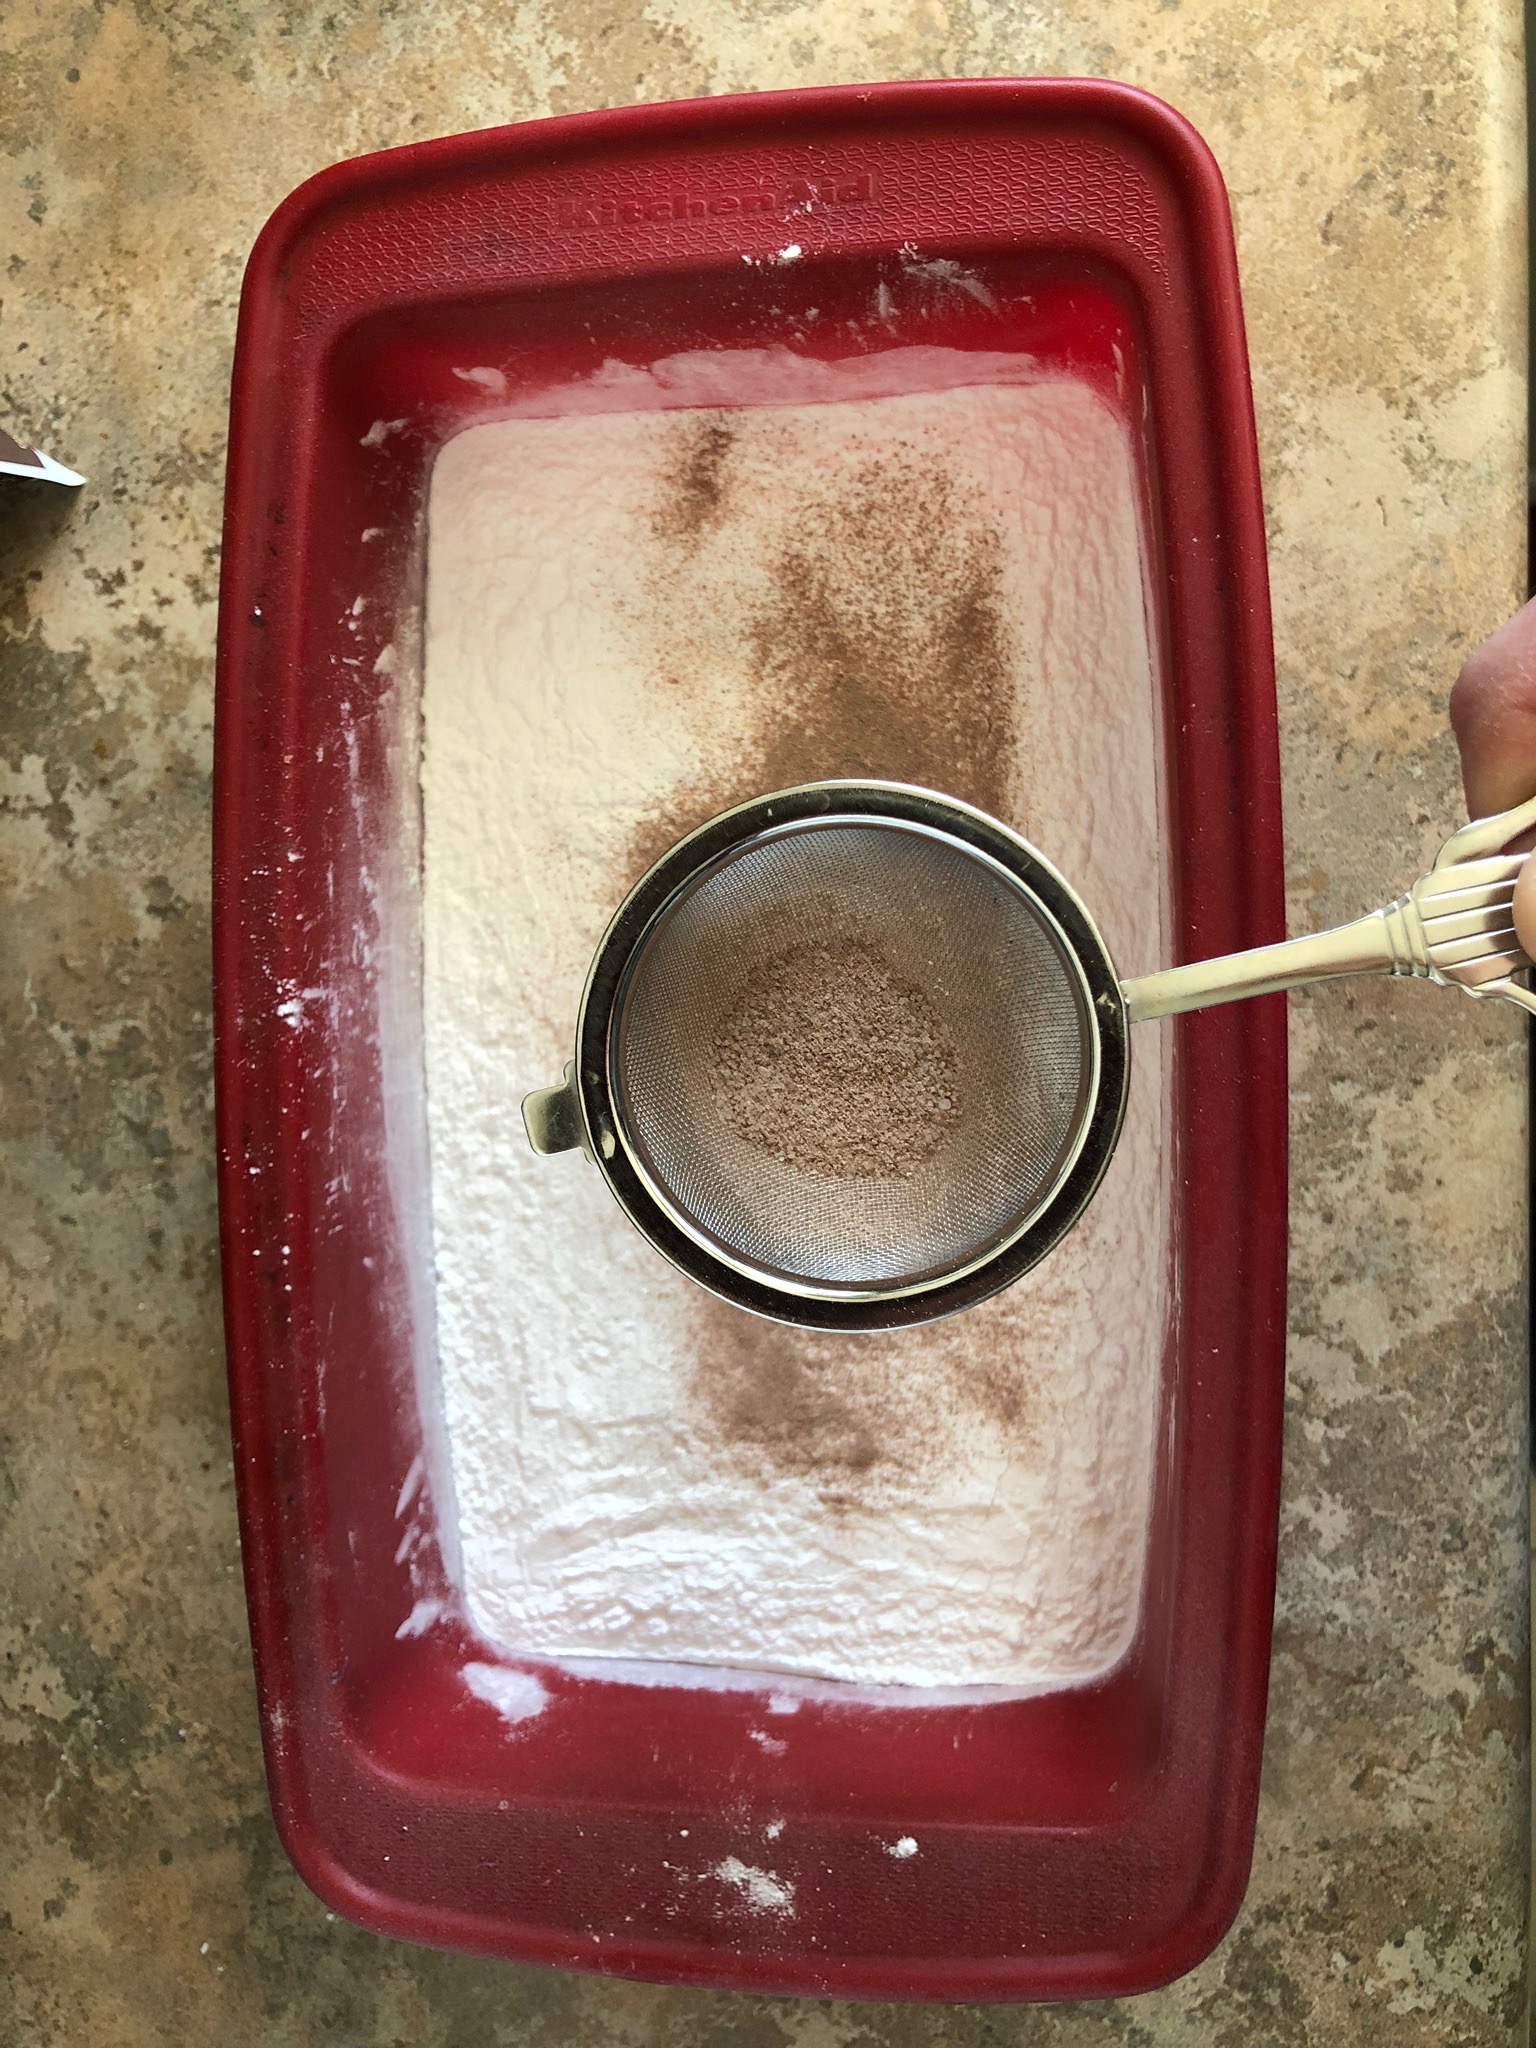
421,353 -> 1168,1691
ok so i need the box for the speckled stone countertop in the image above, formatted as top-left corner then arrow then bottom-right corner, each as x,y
1,4 -> 1527,2043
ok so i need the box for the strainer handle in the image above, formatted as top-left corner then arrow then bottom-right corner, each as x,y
1121,794 -> 1536,1023
1121,907 -> 1412,1020
522,1063 -> 588,1156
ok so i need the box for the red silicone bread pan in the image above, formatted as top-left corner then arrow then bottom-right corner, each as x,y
213,78 -> 1286,2001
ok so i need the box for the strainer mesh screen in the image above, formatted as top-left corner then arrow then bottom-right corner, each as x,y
612,821 -> 1095,1292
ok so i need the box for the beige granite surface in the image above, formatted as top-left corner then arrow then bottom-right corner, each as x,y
0,1 -> 1528,2042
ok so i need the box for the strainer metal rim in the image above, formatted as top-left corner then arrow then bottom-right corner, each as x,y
609,815 -> 1101,1301
571,781 -> 1132,1332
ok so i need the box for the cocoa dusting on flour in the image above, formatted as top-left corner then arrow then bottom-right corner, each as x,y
653,414 -> 735,546
747,474 -> 1013,817
620,443 -> 1020,886
624,423 -> 1029,1494
692,1310 -> 880,1481
711,939 -> 959,1179
684,1289 -> 1039,1507
684,1297 -> 945,1507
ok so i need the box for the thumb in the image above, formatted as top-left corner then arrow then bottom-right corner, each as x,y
1448,595 -> 1536,958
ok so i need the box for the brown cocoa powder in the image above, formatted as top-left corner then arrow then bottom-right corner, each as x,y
691,1308 -> 880,1480
622,418 -> 1026,1492
653,413 -> 735,547
620,441 -> 1020,888
682,1295 -> 944,1506
683,1287 -> 1040,1508
710,938 -> 959,1179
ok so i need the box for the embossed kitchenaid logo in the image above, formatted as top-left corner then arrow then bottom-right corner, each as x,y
554,172 -> 876,230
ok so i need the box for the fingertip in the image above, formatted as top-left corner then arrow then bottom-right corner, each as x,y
1514,853 -> 1536,962
1449,597 -> 1536,815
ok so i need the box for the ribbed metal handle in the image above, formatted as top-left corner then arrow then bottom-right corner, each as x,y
1121,792 -> 1536,1024
1122,904 -> 1416,1021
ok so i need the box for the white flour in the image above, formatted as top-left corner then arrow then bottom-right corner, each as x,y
421,348 -> 1168,1691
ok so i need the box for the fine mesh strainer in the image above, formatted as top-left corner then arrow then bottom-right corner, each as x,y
523,780 -> 1536,1330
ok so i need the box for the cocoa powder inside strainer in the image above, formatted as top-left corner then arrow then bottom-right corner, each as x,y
710,938 -> 959,1179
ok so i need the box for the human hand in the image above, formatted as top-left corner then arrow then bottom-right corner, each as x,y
1447,594 -> 1536,957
